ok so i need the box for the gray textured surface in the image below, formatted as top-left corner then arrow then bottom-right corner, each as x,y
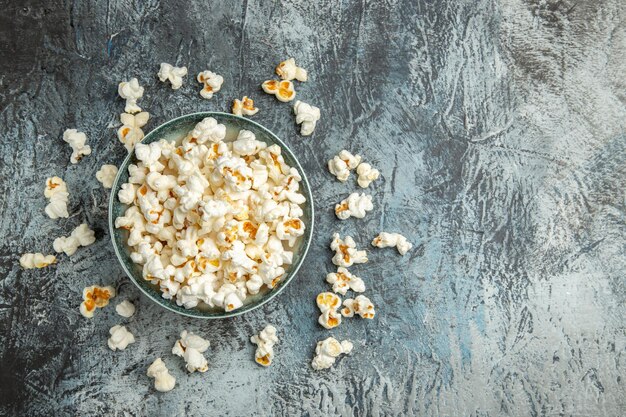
1,0 -> 626,416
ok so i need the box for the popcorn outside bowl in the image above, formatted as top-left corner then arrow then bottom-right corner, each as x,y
108,112 -> 314,318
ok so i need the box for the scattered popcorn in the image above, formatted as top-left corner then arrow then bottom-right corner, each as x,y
250,325 -> 279,367
316,292 -> 342,329
293,101 -> 320,136
158,63 -> 188,90
147,358 -> 176,392
311,337 -> 353,370
53,223 -> 96,256
261,80 -> 296,102
356,162 -> 380,188
275,58 -> 308,82
371,232 -> 413,255
328,150 -> 361,182
80,285 -> 116,318
63,129 -> 91,164
330,233 -> 368,267
108,325 -> 135,351
341,295 -> 376,319
197,70 -> 224,99
44,176 -> 69,219
232,96 -> 258,117
96,164 -> 118,189
115,118 -> 307,311
116,300 -> 136,318
172,330 -> 210,373
326,267 -> 365,295
335,192 -> 373,220
118,111 -> 150,152
118,78 -> 144,113
19,253 -> 56,269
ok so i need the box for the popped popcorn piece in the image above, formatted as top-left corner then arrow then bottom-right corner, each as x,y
116,300 -> 136,318
190,117 -> 227,144
118,78 -> 144,113
19,253 -> 56,269
311,337 -> 353,370
118,112 -> 150,152
356,162 -> 380,188
341,295 -> 376,319
53,223 -> 96,256
330,233 -> 368,268
147,358 -> 176,392
328,150 -> 361,182
326,267 -> 365,295
158,63 -> 188,90
316,292 -> 342,329
261,80 -> 296,102
96,164 -> 118,189
197,70 -> 224,99
335,192 -> 373,220
232,96 -> 258,117
108,325 -> 135,351
80,285 -> 116,318
172,330 -> 210,373
293,100 -> 320,136
275,58 -> 308,82
371,232 -> 413,255
44,176 -> 69,219
63,129 -> 91,164
250,325 -> 279,367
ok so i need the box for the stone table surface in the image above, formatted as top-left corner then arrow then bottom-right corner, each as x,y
1,0 -> 625,416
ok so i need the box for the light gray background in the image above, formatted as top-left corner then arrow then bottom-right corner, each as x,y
1,0 -> 625,416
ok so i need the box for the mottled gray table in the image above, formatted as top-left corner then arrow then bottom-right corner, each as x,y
1,0 -> 625,416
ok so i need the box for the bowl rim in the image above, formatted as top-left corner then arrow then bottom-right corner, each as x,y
108,111 -> 315,319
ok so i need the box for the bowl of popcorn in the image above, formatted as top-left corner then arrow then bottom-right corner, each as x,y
109,112 -> 313,318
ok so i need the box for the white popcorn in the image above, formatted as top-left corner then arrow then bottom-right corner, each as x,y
275,58 -> 308,82
328,150 -> 361,182
63,129 -> 91,163
118,183 -> 136,205
80,285 -> 116,318
190,117 -> 226,144
96,164 -> 118,189
147,358 -> 176,392
372,232 -> 413,255
172,330 -> 210,373
19,253 -> 56,269
250,325 -> 279,367
108,325 -> 135,351
232,130 -> 266,156
118,78 -> 144,113
341,295 -> 376,319
293,100 -> 320,136
356,162 -> 380,188
232,96 -> 259,117
316,292 -> 342,329
115,122 -> 306,311
197,70 -> 224,99
335,192 -> 373,220
330,233 -> 368,267
311,337 -> 353,371
44,176 -> 69,219
326,267 -> 365,295
261,80 -> 296,102
53,223 -> 96,256
158,63 -> 188,90
118,112 -> 150,152
116,300 -> 136,318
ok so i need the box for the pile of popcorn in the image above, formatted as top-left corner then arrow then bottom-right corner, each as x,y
115,116 -> 307,312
